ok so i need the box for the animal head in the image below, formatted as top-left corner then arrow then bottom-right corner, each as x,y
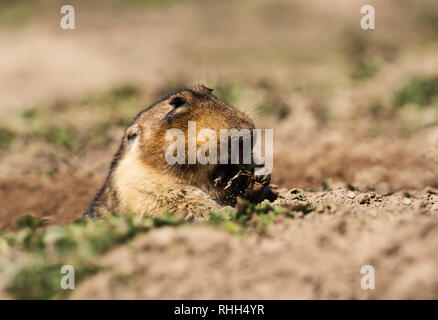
119,85 -> 254,181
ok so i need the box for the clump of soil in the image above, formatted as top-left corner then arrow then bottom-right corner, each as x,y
210,165 -> 277,206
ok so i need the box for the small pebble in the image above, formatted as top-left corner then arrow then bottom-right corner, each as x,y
347,191 -> 356,199
403,198 -> 412,206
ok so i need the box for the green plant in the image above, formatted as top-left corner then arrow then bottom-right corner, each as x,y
42,127 -> 77,150
1,213 -> 188,299
7,262 -> 100,300
394,76 -> 438,108
257,98 -> 290,120
209,200 -> 313,235
214,83 -> 245,105
16,215 -> 49,231
0,0 -> 33,28
0,127 -> 16,149
351,58 -> 380,81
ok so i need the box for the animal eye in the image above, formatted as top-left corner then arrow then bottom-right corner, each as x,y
169,96 -> 189,108
127,132 -> 137,141
126,125 -> 139,143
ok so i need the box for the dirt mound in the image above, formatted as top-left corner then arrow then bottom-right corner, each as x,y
70,188 -> 438,299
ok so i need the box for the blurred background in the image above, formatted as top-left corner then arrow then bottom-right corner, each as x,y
0,0 -> 438,228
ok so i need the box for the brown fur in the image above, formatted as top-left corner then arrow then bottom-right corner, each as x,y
84,85 -> 257,221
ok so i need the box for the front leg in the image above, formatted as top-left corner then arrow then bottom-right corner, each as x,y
159,187 -> 223,221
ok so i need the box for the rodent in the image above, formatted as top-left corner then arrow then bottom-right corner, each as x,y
84,84 -> 274,221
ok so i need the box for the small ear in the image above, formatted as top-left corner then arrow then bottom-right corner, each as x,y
126,125 -> 139,144
203,85 -> 213,93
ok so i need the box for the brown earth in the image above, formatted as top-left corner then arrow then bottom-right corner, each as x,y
0,175 -> 98,230
71,187 -> 438,299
